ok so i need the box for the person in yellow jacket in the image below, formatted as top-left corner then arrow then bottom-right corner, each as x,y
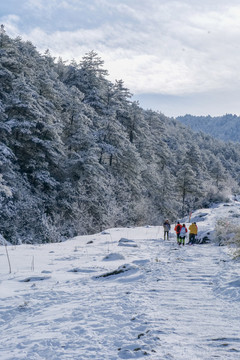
188,222 -> 198,244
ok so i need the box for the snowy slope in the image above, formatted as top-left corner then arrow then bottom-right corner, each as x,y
0,200 -> 240,360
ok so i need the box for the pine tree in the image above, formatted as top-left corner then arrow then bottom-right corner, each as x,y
176,163 -> 199,216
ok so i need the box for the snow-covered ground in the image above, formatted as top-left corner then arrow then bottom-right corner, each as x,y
1,200 -> 240,360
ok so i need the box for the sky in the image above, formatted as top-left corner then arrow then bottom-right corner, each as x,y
1,0 -> 240,117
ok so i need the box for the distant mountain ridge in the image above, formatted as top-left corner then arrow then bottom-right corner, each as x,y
177,114 -> 240,142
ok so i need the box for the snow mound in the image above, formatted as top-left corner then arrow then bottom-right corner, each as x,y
118,238 -> 138,247
190,212 -> 209,223
103,253 -> 125,261
95,264 -> 138,279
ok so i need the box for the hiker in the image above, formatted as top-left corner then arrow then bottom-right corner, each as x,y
179,224 -> 187,245
174,222 -> 182,245
163,219 -> 171,240
188,222 -> 198,244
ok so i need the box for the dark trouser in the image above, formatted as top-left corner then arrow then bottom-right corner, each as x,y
177,234 -> 180,244
179,236 -> 185,245
189,233 -> 196,244
164,231 -> 169,240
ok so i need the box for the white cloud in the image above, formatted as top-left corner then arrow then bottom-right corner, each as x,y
25,0 -> 75,12
24,0 -> 46,11
2,0 -> 240,99
0,15 -> 21,34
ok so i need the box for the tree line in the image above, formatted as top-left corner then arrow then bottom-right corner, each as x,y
0,28 -> 240,244
177,114 -> 240,143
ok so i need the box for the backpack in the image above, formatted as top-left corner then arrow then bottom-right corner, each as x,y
180,227 -> 186,237
176,224 -> 181,233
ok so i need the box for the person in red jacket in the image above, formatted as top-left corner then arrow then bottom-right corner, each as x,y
174,222 -> 182,244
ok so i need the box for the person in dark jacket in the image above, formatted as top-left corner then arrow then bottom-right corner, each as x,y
163,219 -> 171,240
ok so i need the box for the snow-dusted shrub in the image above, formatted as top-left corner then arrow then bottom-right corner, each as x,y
205,186 -> 231,206
215,218 -> 240,257
0,233 -> 12,273
215,219 -> 235,244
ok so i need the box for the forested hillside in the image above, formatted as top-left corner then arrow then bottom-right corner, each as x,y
1,29 -> 240,244
177,114 -> 240,142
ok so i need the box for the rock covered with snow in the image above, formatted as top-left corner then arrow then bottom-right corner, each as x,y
118,238 -> 138,247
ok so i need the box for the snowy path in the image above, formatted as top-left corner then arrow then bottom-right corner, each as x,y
141,241 -> 240,359
0,226 -> 240,359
